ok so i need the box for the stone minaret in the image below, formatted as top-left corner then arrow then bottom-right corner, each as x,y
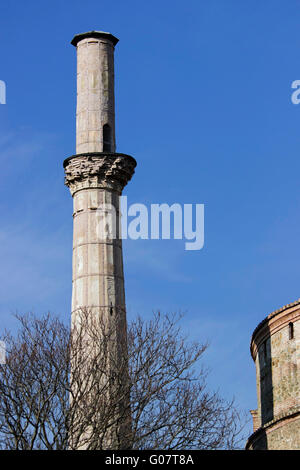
63,31 -> 136,449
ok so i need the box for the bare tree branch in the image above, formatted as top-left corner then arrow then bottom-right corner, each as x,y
0,310 -> 248,450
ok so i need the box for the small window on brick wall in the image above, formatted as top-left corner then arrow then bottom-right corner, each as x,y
289,322 -> 294,340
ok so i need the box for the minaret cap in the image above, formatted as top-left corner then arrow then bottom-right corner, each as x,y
71,31 -> 119,47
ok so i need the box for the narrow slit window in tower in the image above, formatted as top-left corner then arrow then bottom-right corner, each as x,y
289,322 -> 294,340
263,340 -> 267,361
103,124 -> 112,152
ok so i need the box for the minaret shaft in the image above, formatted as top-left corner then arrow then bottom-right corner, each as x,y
65,31 -> 136,320
64,151 -> 136,318
72,188 -> 124,313
76,36 -> 116,154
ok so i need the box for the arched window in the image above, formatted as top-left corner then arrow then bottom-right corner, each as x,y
289,322 -> 294,340
103,124 -> 112,152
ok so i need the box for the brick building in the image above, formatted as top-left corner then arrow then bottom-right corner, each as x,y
246,300 -> 300,449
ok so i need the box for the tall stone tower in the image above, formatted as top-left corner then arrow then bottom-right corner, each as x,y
246,300 -> 300,449
63,31 -> 136,448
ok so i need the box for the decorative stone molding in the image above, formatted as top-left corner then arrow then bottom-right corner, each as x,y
246,408 -> 300,450
252,298 -> 300,338
63,152 -> 136,195
71,31 -> 119,47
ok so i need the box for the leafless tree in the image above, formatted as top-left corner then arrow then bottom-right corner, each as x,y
0,310 -> 247,450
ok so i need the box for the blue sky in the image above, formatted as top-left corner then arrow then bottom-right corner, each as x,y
1,0 -> 300,444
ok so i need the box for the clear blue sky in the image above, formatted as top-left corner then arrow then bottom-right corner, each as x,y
1,0 -> 300,444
